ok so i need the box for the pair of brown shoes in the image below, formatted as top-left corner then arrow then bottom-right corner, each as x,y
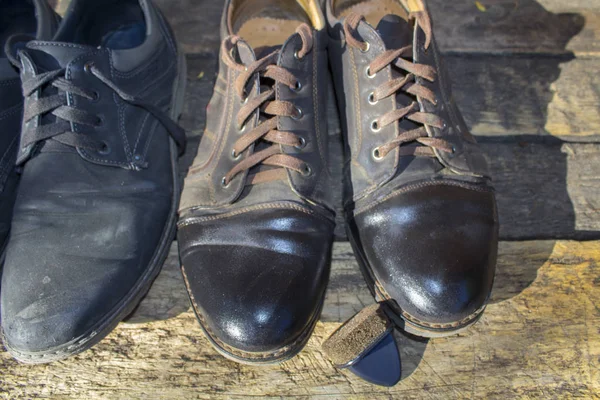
178,0 -> 498,365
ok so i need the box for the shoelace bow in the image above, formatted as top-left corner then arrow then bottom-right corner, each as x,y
4,35 -> 186,164
220,24 -> 313,187
343,12 -> 453,159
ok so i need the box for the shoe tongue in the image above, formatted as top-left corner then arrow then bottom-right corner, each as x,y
375,14 -> 413,50
24,41 -> 97,70
234,39 -> 257,66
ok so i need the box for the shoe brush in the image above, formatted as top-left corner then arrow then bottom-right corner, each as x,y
322,303 -> 401,387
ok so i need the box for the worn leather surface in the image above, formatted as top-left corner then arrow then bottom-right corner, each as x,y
326,0 -> 498,329
1,0 -> 183,355
179,0 -> 334,361
180,19 -> 331,209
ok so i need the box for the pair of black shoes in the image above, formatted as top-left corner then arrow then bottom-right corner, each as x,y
0,0 -> 186,363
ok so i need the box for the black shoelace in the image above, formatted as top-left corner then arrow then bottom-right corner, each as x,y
5,35 -> 186,163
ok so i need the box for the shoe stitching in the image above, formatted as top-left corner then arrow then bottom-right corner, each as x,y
312,40 -> 328,182
178,202 -> 332,227
188,66 -> 234,176
400,304 -> 486,330
371,274 -> 486,329
0,103 -> 22,121
349,46 -> 362,164
0,78 -> 20,88
66,49 -> 134,167
353,180 -> 494,216
132,112 -> 151,155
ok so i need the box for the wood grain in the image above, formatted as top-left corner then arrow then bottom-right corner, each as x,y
448,56 -> 600,140
1,1 -> 598,399
1,240 -> 599,399
155,0 -> 600,56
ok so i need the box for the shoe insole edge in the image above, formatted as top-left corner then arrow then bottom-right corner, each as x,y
337,0 -> 409,27
237,17 -> 305,50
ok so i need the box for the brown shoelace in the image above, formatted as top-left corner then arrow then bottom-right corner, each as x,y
220,24 -> 314,186
343,12 -> 453,159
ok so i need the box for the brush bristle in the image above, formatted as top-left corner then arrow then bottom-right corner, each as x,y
322,304 -> 391,367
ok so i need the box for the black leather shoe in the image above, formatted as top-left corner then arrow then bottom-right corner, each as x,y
1,0 -> 186,363
178,0 -> 335,364
0,0 -> 59,266
326,0 -> 498,337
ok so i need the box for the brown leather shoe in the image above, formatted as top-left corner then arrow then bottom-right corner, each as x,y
326,0 -> 498,337
178,0 -> 334,364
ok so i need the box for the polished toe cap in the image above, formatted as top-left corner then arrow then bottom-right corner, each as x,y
178,204 -> 334,356
351,182 -> 498,326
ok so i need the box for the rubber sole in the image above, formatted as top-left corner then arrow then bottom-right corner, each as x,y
345,224 -> 485,339
1,50 -> 188,364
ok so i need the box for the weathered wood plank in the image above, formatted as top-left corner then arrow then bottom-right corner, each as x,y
151,0 -> 600,57
1,240 -> 598,399
448,55 -> 600,139
486,139 -> 600,240
52,0 -> 600,57
429,0 -> 597,57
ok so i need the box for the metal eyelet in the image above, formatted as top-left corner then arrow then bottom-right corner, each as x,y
95,115 -> 104,127
295,136 -> 306,150
301,164 -> 312,176
371,120 -> 381,132
98,141 -> 111,155
291,81 -> 302,92
221,177 -> 230,187
83,62 -> 94,73
231,149 -> 241,160
292,106 -> 303,120
372,147 -> 383,160
451,146 -> 457,154
90,90 -> 100,103
294,50 -> 304,60
366,66 -> 376,79
368,92 -> 378,105
239,123 -> 247,133
360,42 -> 370,53
241,96 -> 248,105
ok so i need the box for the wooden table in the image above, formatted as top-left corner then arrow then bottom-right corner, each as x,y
1,0 -> 599,398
